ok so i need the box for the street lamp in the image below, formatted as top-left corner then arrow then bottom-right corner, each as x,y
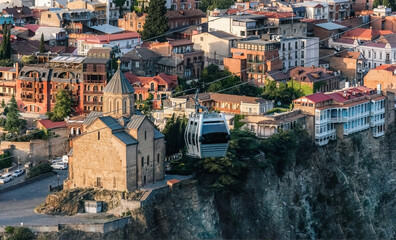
57,174 -> 60,187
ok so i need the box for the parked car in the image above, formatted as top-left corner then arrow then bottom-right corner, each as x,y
51,162 -> 68,170
12,169 -> 24,177
51,157 -> 62,164
0,173 -> 13,183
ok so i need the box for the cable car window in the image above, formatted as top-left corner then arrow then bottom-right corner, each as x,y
188,133 -> 192,144
201,124 -> 229,144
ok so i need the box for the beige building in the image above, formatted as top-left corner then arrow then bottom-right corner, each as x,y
64,62 -> 166,191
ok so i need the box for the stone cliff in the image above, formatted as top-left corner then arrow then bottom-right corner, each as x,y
41,127 -> 396,239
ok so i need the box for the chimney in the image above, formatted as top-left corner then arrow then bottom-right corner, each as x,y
14,62 -> 19,76
345,81 -> 350,89
107,34 -> 110,42
377,84 -> 382,94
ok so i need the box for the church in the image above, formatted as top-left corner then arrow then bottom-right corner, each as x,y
64,61 -> 166,191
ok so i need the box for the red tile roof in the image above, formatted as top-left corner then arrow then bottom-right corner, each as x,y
124,73 -> 178,89
79,32 -> 140,44
38,119 -> 66,129
374,64 -> 396,72
256,11 -> 295,19
304,92 -> 332,103
169,39 -> 193,47
342,28 -> 381,41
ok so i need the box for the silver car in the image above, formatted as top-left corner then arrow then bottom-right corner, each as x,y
12,169 -> 24,177
0,173 -> 13,183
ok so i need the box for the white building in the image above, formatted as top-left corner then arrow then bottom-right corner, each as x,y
294,86 -> 386,146
314,0 -> 351,21
208,14 -> 268,38
35,0 -> 53,7
279,37 -> 319,70
329,36 -> 396,70
293,1 -> 329,20
77,32 -> 141,55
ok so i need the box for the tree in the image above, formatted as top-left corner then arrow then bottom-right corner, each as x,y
141,0 -> 169,41
21,55 -> 36,65
383,0 -> 391,7
140,93 -> 154,114
373,0 -> 381,8
200,0 -> 234,12
113,0 -> 127,15
39,33 -> 46,54
4,28 -> 11,59
0,26 -> 7,59
262,80 -> 303,106
5,95 -> 26,134
162,114 -> 187,155
0,59 -> 13,67
46,89 -> 72,122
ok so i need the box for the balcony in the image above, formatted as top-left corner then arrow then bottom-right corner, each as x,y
248,59 -> 263,64
315,129 -> 336,138
21,97 -> 34,102
84,91 -> 102,94
370,118 -> 385,127
21,86 -> 34,91
83,101 -> 101,105
373,130 -> 385,138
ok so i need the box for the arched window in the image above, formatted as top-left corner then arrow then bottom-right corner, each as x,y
147,155 -> 149,165
93,96 -> 98,102
150,82 -> 154,91
116,101 -> 120,113
98,131 -> 100,140
93,86 -> 98,92
123,98 -> 127,114
157,153 -> 160,163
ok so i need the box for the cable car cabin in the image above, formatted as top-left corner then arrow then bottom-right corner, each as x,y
185,112 -> 230,158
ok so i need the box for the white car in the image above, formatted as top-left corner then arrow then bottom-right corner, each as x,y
51,162 -> 68,170
12,169 -> 24,177
0,173 -> 13,183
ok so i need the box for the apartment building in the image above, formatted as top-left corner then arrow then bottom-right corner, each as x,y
329,51 -> 367,86
224,39 -> 282,85
77,32 -> 141,55
288,67 -> 341,94
279,37 -> 319,70
364,64 -> 396,90
118,11 -> 146,32
120,47 -> 161,77
329,34 -> 396,70
293,86 -> 387,146
314,0 -> 351,21
293,1 -> 329,20
166,9 -> 205,29
66,0 -> 107,25
40,9 -> 94,33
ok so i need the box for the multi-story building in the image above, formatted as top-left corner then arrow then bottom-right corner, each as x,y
149,40 -> 204,79
124,73 -> 178,109
31,26 -> 68,47
224,39 -> 282,85
118,11 -> 146,32
293,1 -> 329,20
279,37 -> 319,70
191,31 -> 242,64
39,9 -> 94,33
166,9 -> 205,29
77,32 -> 141,55
241,110 -> 306,138
0,65 -> 18,103
364,64 -> 396,90
80,48 -> 113,114
314,0 -> 351,21
293,86 -> 387,146
166,0 -> 198,10
2,6 -> 34,26
312,22 -> 347,47
329,34 -> 396,70
66,0 -> 107,26
329,51 -> 367,86
288,67 -> 341,94
120,47 -> 161,77
64,63 -> 166,191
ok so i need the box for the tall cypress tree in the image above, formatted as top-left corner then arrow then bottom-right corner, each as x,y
141,0 -> 169,42
39,33 -> 45,53
4,28 -> 11,59
0,26 -> 7,59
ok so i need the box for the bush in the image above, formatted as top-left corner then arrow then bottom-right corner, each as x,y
265,107 -> 289,115
5,226 -> 15,234
26,163 -> 53,179
0,151 -> 11,170
8,227 -> 35,240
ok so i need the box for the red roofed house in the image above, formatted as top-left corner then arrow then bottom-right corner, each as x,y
293,86 -> 388,145
341,28 -> 393,41
37,119 -> 68,139
124,73 -> 178,109
77,32 -> 141,55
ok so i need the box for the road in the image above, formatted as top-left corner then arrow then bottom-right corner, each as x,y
0,170 -> 107,226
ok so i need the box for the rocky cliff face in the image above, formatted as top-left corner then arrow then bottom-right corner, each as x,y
42,128 -> 396,239
123,128 -> 396,239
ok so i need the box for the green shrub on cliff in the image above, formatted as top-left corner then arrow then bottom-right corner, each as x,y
26,163 -> 53,179
7,227 -> 35,240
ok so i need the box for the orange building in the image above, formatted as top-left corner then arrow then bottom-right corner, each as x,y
364,64 -> 396,90
124,73 -> 178,109
118,11 -> 146,32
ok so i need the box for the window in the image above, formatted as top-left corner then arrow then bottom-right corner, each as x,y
96,177 -> 102,187
240,31 -> 245,36
138,23 -> 141,29
113,177 -> 116,188
48,14 -> 51,18
141,157 -> 144,167
98,131 -> 100,140
295,42 -> 298,49
157,153 -> 160,163
145,130 -> 147,140
147,155 -> 150,165
135,62 -> 139,68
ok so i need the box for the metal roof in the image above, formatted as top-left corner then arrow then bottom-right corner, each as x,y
154,129 -> 165,139
113,131 -> 138,145
90,24 -> 125,34
103,67 -> 135,94
99,116 -> 124,131
50,56 -> 86,64
126,115 -> 146,129
315,22 -> 347,31
83,111 -> 103,126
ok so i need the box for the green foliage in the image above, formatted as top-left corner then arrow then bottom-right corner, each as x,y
233,114 -> 245,130
5,95 -> 27,134
139,93 -> 154,114
262,80 -> 304,106
288,79 -> 313,96
167,156 -> 198,175
26,163 -> 53,179
46,89 -> 72,122
265,107 -> 288,115
0,26 -> 11,60
1,99 -> 5,108
39,33 -> 45,54
113,0 -> 127,15
162,114 -> 187,156
200,0 -> 234,12
21,55 -> 36,65
7,227 -> 35,240
383,0 -> 391,7
141,0 -> 168,41
0,58 -> 13,67
373,0 -> 381,8
5,226 -> 15,234
0,151 -> 11,170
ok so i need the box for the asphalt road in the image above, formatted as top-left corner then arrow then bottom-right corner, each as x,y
0,170 -> 106,226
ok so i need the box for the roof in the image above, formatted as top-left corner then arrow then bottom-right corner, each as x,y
169,39 -> 193,47
288,67 -> 336,82
50,56 -> 86,64
156,57 -> 183,67
333,51 -> 361,59
90,24 -> 125,34
2,6 -> 32,18
315,22 -> 347,30
121,47 -> 160,61
24,24 -> 41,32
374,64 -> 396,72
341,28 -> 390,41
304,92 -> 332,103
11,40 -> 49,55
256,11 -> 296,19
207,31 -> 242,40
0,67 -> 15,72
154,128 -> 165,139
126,115 -> 146,129
113,131 -> 138,145
266,70 -> 289,81
179,92 -> 269,104
165,9 -> 205,19
38,119 -> 66,129
79,32 -> 140,44
103,63 -> 135,94
83,111 -> 103,126
125,73 -> 178,89
99,116 -> 124,131
83,58 -> 110,64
